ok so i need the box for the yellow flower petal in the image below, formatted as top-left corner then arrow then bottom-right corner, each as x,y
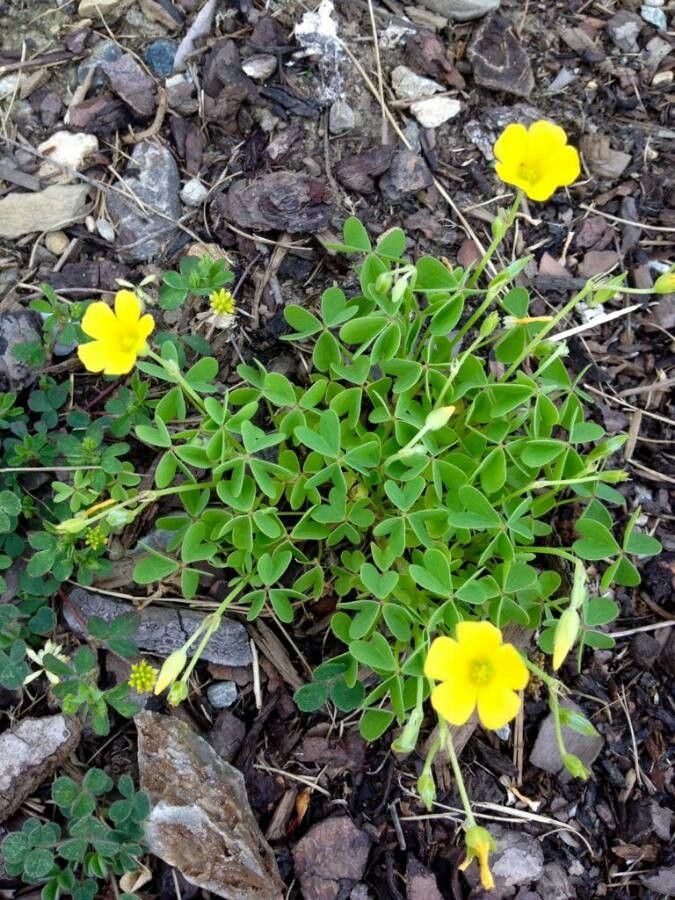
424,635 -> 464,681
114,290 -> 142,327
551,144 -> 580,187
493,643 -> 529,691
455,621 -> 502,656
494,123 -> 528,166
81,302 -> 119,341
101,348 -> 138,376
529,119 -> 568,149
430,680 -> 477,725
77,340 -> 107,373
476,685 -> 521,730
136,313 -> 155,346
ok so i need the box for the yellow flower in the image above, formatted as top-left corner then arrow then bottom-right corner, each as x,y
128,660 -> 158,694
84,525 -> 107,551
459,825 -> 495,891
210,289 -> 235,316
494,121 -> 580,202
424,622 -> 529,730
78,290 -> 154,376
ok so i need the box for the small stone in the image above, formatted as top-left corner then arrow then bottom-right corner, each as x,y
216,170 -> 333,233
294,816 -> 371,900
578,250 -> 619,278
640,865 -> 675,896
606,10 -> 644,52
65,587 -> 251,666
329,99 -> 356,134
417,0 -> 500,20
391,65 -> 443,100
207,681 -> 237,709
102,53 -> 157,119
45,231 -> 69,255
207,710 -> 246,762
0,715 -> 81,822
179,178 -> 208,207
78,0 -> 129,19
242,54 -> 277,81
468,14 -> 534,98
537,862 -> 575,899
406,857 -> 443,900
77,39 -> 122,86
67,94 -> 129,135
580,134 -> 632,180
0,184 -> 90,239
144,39 -> 178,77
37,131 -> 98,183
106,141 -> 181,262
96,217 -> 116,242
137,711 -> 284,899
39,91 -> 63,127
379,150 -> 433,200
530,701 -> 603,776
334,146 -> 394,193
409,96 -> 461,128
641,5 -> 667,30
630,632 -> 661,669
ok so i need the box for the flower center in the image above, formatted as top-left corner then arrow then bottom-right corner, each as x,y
469,658 -> 494,686
517,162 -> 540,185
119,330 -> 138,352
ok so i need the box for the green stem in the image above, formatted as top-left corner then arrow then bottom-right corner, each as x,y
442,720 -> 477,827
82,480 -> 217,528
147,349 -> 207,415
180,580 -> 246,683
548,687 -> 568,760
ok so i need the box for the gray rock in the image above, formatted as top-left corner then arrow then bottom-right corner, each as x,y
207,680 -> 237,709
0,715 -> 81,823
0,309 -> 44,391
529,701 -> 603,777
537,862 -> 575,899
180,178 -> 208,207
641,5 -> 667,31
65,588 -> 252,666
391,65 -> 443,100
418,0 -> 500,20
145,39 -> 178,77
329,99 -> 356,134
242,54 -> 277,82
136,711 -> 283,899
410,96 -> 461,128
406,857 -> 443,900
294,816 -> 371,899
107,141 -> 181,261
0,184 -> 91,239
208,709 -> 246,762
102,53 -> 157,119
77,40 -> 123,86
640,865 -> 675,896
379,150 -> 433,201
468,14 -> 534,98
606,10 -> 643,51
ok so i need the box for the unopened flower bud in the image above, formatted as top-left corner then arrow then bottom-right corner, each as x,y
653,271 -> 675,294
479,311 -> 500,338
375,272 -> 394,293
424,405 -> 455,432
417,772 -> 436,811
55,517 -> 89,535
552,607 -> 580,671
154,649 -> 187,695
392,707 -> 423,755
167,681 -> 189,706
562,752 -> 590,780
459,825 -> 495,891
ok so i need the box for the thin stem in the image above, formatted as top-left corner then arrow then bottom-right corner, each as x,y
442,721 -> 477,827
467,189 -> 524,291
147,349 -> 207,414
548,687 -> 568,760
180,580 -> 246,682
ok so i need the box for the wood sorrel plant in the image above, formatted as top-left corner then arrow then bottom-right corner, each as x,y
59,120 -> 666,889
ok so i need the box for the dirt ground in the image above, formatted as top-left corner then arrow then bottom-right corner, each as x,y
0,0 -> 673,897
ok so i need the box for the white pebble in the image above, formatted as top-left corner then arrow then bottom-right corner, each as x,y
180,179 -> 208,207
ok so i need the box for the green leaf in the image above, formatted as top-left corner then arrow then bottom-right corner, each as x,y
343,216 -> 372,251
415,257 -> 456,292
573,519 -> 620,560
330,678 -> 365,711
360,708 -> 395,741
583,630 -> 615,650
480,447 -> 506,494
428,294 -> 464,335
52,776 -> 79,807
258,551 -> 292,586
283,305 -> 322,338
133,553 -> 179,584
339,315 -> 387,345
294,682 -> 329,712
624,531 -> 661,557
350,633 -> 397,671
521,439 -> 566,467
375,227 -> 405,259
135,420 -> 171,448
569,422 -> 605,443
448,485 -> 501,530
83,768 -> 113,796
360,563 -> 398,600
23,847 -> 54,879
487,384 -> 534,416
584,596 -> 619,627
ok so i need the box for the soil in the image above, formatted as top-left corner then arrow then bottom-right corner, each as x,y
0,0 -> 674,898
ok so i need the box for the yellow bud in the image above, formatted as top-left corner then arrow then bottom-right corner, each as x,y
55,517 -> 89,535
167,681 -> 189,706
424,405 -> 455,432
552,607 -> 580,671
459,825 -> 495,891
154,649 -> 187,695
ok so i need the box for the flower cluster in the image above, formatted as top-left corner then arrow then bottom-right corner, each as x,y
128,660 -> 158,694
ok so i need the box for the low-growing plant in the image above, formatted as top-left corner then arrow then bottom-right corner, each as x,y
1,768 -> 149,900
35,120 -> 670,887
